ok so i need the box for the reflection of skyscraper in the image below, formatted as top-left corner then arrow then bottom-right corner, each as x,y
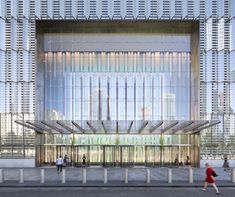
231,68 -> 235,81
141,107 -> 151,120
231,68 -> 235,113
163,93 -> 176,119
47,109 -> 64,120
218,91 -> 225,112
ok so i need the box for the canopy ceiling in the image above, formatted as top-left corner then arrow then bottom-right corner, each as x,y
15,120 -> 220,135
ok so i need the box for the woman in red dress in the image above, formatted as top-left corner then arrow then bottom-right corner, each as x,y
202,163 -> 220,194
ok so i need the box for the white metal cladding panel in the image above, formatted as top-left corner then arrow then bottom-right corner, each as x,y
231,0 -> 235,17
11,0 -> 18,19
0,19 -> 5,51
14,0 -> 233,20
0,51 -> 6,81
230,18 -> 235,51
0,0 -> 6,18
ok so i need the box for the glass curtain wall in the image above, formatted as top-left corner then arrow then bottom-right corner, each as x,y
36,134 -> 199,167
37,51 -> 190,121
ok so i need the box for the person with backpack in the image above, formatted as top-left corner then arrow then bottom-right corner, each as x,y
202,163 -> 220,195
56,155 -> 63,174
222,155 -> 230,171
63,154 -> 68,167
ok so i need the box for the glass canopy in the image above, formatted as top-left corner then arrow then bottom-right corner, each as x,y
15,120 -> 220,135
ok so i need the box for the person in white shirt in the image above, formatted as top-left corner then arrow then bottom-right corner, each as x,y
56,155 -> 63,173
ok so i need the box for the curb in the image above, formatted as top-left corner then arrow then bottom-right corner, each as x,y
0,184 -> 234,188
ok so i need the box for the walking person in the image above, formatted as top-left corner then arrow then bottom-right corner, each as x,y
82,154 -> 86,167
56,155 -> 63,174
174,154 -> 179,166
185,156 -> 191,167
63,154 -> 68,167
222,155 -> 230,171
202,163 -> 220,195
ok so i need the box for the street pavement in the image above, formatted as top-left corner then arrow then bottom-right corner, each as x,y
0,187 -> 234,197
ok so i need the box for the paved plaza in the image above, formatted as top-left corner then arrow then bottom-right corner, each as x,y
0,167 -> 234,186
0,187 -> 235,197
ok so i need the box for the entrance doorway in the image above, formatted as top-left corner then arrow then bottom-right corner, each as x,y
121,146 -> 134,167
145,146 -> 161,166
36,144 -> 199,167
103,145 -> 118,167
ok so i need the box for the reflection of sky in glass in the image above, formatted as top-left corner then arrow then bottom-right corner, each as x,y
37,52 -> 191,120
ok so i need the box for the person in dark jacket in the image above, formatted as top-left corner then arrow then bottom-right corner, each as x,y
82,154 -> 86,167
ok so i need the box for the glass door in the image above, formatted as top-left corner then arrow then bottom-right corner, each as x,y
56,145 -> 72,166
179,146 -> 189,166
36,145 -> 44,166
121,146 -> 134,167
146,146 -> 161,166
73,146 -> 89,167
103,145 -> 116,167
89,145 -> 102,166
134,146 -> 145,165
171,146 -> 179,166
44,145 -> 56,165
162,146 -> 172,167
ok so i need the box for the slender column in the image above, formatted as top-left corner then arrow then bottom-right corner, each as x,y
124,168 -> 128,184
0,169 -> 3,183
167,168 -> 172,183
83,168 -> 87,184
232,168 -> 235,183
62,169 -> 66,184
104,168 -> 107,184
189,167 -> 193,183
146,168 -> 150,184
40,169 -> 45,184
19,169 -> 24,183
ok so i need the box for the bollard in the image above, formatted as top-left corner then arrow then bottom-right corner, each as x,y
40,169 -> 45,184
0,169 -> 3,183
104,168 -> 107,184
188,167 -> 193,184
82,168 -> 87,184
61,169 -> 66,184
167,168 -> 172,183
232,168 -> 235,183
19,169 -> 24,183
124,168 -> 128,184
146,168 -> 150,184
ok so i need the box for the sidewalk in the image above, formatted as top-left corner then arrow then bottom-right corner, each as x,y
0,167 -> 234,187
0,181 -> 234,188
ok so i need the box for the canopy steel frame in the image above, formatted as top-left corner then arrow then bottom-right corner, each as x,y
71,121 -> 86,133
56,121 -> 77,133
172,121 -> 194,133
184,121 -> 209,133
138,121 -> 148,134
101,121 -> 107,134
26,121 -> 52,133
149,121 -> 163,133
86,121 -> 97,134
127,121 -> 134,134
192,120 -> 221,134
116,121 -> 119,134
41,121 -> 65,134
15,121 -> 43,134
161,121 -> 179,134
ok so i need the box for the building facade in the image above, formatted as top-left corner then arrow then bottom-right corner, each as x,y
0,0 -> 235,167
